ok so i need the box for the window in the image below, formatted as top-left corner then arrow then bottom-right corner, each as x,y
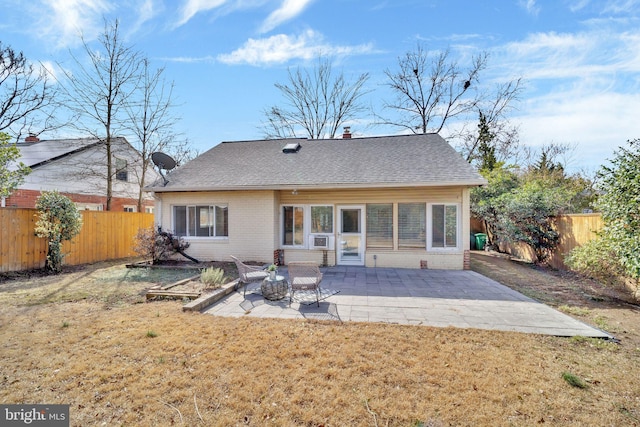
115,158 -> 128,181
282,206 -> 304,246
144,206 -> 154,214
311,206 -> 333,233
75,202 -> 103,211
430,204 -> 458,249
123,206 -> 136,212
173,205 -> 228,237
399,203 -> 426,248
366,204 -> 393,248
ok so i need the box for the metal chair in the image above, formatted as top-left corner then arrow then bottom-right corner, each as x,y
287,261 -> 323,307
230,256 -> 269,297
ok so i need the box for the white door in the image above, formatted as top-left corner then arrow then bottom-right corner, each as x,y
337,206 -> 365,265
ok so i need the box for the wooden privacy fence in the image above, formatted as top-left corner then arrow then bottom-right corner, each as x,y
0,208 -> 154,273
550,214 -> 603,269
478,213 -> 603,269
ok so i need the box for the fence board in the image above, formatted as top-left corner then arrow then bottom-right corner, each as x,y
0,208 -> 154,273
484,213 -> 603,268
549,214 -> 603,269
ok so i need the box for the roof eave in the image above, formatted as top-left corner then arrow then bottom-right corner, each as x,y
147,179 -> 488,193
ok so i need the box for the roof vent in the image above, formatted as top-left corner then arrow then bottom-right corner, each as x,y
282,142 -> 301,153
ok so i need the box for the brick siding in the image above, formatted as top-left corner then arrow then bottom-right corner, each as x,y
3,189 -> 153,212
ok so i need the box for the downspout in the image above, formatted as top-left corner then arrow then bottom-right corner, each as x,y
154,194 -> 162,230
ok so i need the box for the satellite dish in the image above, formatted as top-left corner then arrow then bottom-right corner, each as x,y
151,152 -> 177,186
151,152 -> 177,170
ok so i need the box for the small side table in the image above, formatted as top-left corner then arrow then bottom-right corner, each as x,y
261,275 -> 288,301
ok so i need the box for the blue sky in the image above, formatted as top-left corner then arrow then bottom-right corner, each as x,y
1,0 -> 639,173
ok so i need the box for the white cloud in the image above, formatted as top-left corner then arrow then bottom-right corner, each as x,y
35,0 -> 112,48
259,0 -> 314,33
175,0 -> 227,28
158,55 -> 217,63
568,0 -> 590,12
217,29 -> 375,65
39,60 -> 59,82
484,20 -> 640,171
131,0 -> 158,33
519,0 -> 540,16
602,0 -> 640,14
19,0 -> 164,49
514,91 -> 640,170
495,29 -> 640,84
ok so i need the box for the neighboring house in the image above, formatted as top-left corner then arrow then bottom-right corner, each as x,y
147,133 -> 487,269
3,135 -> 157,212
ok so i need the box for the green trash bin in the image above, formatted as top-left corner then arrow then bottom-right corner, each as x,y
474,233 -> 487,250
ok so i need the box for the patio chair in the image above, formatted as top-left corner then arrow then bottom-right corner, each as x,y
287,261 -> 323,307
230,256 -> 269,297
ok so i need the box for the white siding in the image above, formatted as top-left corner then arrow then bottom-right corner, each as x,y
20,139 -> 156,202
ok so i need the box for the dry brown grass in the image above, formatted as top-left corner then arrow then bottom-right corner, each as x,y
1,257 -> 639,426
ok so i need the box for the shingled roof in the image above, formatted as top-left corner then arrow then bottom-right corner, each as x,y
149,133 -> 487,192
12,138 -> 104,169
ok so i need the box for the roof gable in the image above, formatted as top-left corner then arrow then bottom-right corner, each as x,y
151,134 -> 486,191
13,137 -> 137,169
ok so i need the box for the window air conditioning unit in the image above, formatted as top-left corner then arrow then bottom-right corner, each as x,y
309,235 -> 334,250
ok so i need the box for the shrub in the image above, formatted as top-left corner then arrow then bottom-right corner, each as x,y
200,267 -> 226,288
34,191 -> 83,272
565,237 -> 626,288
134,227 -> 193,264
595,139 -> 640,280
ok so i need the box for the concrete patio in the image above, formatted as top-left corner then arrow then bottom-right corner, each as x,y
203,266 -> 612,338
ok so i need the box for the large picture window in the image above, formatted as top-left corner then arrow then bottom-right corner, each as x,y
366,204 -> 393,248
399,203 -> 426,248
173,205 -> 228,237
283,205 -> 304,246
430,204 -> 458,249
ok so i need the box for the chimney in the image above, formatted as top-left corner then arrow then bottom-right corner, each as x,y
25,133 -> 40,143
342,126 -> 351,139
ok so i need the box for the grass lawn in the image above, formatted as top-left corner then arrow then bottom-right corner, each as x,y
0,257 -> 639,426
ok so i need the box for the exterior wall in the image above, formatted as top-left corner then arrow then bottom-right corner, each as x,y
283,249 -> 334,265
156,190 -> 278,264
4,188 -> 154,212
8,138 -> 157,211
155,185 -> 473,269
278,186 -> 469,269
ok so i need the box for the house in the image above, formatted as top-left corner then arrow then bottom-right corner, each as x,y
4,135 -> 157,212
147,133 -> 487,269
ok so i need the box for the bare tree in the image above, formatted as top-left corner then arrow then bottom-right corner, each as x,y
0,42 -> 59,139
59,19 -> 141,210
262,57 -> 370,139
379,43 -> 487,134
458,77 -> 523,164
125,58 -> 190,211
